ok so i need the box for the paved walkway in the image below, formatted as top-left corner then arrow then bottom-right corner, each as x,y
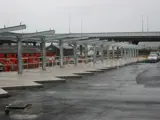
1,60 -> 159,120
0,57 -> 145,97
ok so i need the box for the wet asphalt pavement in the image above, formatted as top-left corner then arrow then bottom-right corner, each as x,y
0,63 -> 160,120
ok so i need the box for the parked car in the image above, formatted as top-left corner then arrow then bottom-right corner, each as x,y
157,52 -> 160,61
147,54 -> 159,63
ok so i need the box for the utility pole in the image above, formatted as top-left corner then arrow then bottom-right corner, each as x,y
81,20 -> 83,38
147,16 -> 149,32
142,14 -> 144,32
69,16 -> 71,34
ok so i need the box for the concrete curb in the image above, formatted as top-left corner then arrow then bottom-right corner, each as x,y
2,84 -> 43,91
56,75 -> 83,79
35,79 -> 66,84
74,72 -> 95,76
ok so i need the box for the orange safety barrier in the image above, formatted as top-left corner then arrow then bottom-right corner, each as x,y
13,53 -> 17,58
0,54 -> 4,58
0,52 -> 57,72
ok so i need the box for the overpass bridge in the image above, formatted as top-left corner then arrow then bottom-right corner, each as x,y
55,31 -> 160,45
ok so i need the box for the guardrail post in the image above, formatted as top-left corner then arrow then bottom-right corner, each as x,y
17,37 -> 23,74
59,40 -> 64,68
41,37 -> 46,71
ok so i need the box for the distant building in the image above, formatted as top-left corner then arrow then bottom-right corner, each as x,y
46,43 -> 73,56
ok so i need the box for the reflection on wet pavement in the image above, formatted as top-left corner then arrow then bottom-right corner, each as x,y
0,63 -> 160,120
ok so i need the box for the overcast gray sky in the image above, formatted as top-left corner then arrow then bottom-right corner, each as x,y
0,0 -> 160,33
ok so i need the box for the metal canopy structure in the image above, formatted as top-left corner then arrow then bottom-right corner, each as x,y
0,24 -> 142,74
0,24 -> 55,74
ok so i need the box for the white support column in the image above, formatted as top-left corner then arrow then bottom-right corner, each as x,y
117,47 -> 121,59
112,46 -> 115,59
84,44 -> 88,64
59,40 -> 64,68
129,48 -> 131,58
120,47 -> 123,65
120,47 -> 123,59
116,47 -> 120,66
41,37 -> 46,71
135,49 -> 137,57
100,44 -> 104,63
130,48 -> 132,59
112,46 -> 115,66
17,37 -> 23,74
132,48 -> 134,58
129,48 -> 131,59
93,44 -> 96,64
130,48 -> 132,58
127,48 -> 129,59
107,46 -> 110,67
73,43 -> 78,66
124,48 -> 127,59
133,49 -> 135,58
